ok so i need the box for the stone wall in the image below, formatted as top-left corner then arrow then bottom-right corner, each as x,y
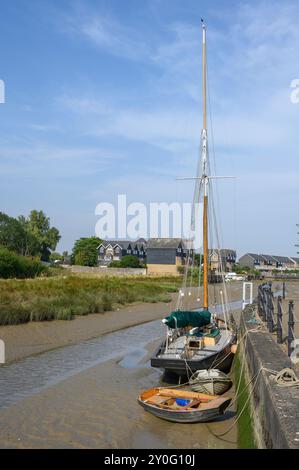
240,306 -> 299,448
63,265 -> 147,276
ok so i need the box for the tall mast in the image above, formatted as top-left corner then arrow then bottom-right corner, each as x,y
201,20 -> 209,310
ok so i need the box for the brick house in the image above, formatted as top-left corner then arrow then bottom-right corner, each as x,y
146,238 -> 188,275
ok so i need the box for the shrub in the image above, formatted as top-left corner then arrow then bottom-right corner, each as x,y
0,246 -> 45,279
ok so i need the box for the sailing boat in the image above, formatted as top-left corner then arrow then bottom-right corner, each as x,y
151,21 -> 236,377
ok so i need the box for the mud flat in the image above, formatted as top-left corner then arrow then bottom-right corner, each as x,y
0,282 -> 248,363
0,340 -> 237,449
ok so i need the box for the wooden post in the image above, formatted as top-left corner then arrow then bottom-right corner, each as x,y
288,300 -> 295,357
282,282 -> 286,300
268,290 -> 274,333
277,296 -> 283,344
203,195 -> 209,309
262,286 -> 267,322
257,285 -> 262,316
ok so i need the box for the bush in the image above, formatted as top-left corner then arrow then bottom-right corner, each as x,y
108,255 -> 142,269
0,246 -> 45,279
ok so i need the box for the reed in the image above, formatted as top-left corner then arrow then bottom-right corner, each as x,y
0,275 -> 181,326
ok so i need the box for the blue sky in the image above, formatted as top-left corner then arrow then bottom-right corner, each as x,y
0,0 -> 298,256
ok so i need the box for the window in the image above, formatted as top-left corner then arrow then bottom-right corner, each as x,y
100,247 -> 104,254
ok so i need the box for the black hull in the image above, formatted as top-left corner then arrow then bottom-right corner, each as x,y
151,341 -> 234,377
138,398 -> 231,423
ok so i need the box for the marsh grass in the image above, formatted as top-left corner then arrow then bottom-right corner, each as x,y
0,275 -> 181,325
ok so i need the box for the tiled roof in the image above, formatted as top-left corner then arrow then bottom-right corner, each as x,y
147,238 -> 184,249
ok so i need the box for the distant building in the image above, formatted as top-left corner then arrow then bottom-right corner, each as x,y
239,253 -> 296,271
239,253 -> 266,270
271,256 -> 295,270
209,249 -> 236,273
97,238 -> 146,266
290,257 -> 299,269
146,238 -> 188,275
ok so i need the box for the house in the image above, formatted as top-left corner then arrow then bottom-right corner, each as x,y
209,249 -> 236,273
239,253 -> 296,272
97,239 -> 147,266
146,238 -> 188,275
239,253 -> 265,270
271,256 -> 295,270
290,257 -> 299,269
259,254 -> 277,271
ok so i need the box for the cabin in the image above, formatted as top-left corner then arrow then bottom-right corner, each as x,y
209,249 -> 236,273
146,238 -> 188,275
97,238 -> 147,266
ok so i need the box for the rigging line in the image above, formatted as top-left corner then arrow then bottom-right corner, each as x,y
209,181 -> 232,319
209,183 -> 227,308
206,367 -> 263,440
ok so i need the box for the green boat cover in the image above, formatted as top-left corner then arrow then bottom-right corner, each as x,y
187,327 -> 220,338
163,310 -> 211,329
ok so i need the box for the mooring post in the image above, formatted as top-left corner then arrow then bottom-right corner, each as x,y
257,285 -> 262,317
268,290 -> 274,333
288,300 -> 295,357
277,295 -> 283,344
282,282 -> 286,300
263,286 -> 269,323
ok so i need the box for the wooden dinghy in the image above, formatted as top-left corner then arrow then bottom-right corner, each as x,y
138,387 -> 231,423
189,369 -> 232,395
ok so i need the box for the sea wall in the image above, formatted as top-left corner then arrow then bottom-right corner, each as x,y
239,306 -> 299,449
63,265 -> 147,276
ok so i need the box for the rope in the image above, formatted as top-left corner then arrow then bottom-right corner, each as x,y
205,367 -> 262,439
263,367 -> 299,387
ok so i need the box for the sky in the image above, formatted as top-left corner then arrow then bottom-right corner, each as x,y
0,0 -> 298,257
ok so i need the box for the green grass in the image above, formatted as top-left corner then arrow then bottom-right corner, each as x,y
0,275 -> 182,326
233,350 -> 257,449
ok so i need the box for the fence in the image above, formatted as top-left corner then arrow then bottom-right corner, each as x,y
257,282 -> 297,358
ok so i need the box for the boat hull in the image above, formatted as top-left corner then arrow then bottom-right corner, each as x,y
151,341 -> 235,377
138,397 -> 231,423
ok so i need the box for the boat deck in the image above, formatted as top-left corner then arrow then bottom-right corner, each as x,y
157,329 -> 233,361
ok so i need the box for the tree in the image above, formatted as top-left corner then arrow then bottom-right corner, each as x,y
109,255 -> 142,268
72,237 -> 102,267
0,212 -> 27,254
49,252 -> 63,262
19,210 -> 61,261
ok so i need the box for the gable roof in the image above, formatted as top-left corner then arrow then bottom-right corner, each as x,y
260,254 -> 277,263
245,253 -> 264,262
272,256 -> 294,264
98,240 -> 133,250
147,238 -> 185,249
